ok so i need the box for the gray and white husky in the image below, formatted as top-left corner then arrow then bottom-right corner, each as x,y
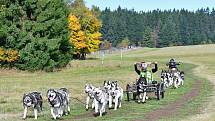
22,91 -> 43,120
85,84 -> 95,110
104,81 -> 123,110
93,87 -> 108,117
47,88 -> 70,119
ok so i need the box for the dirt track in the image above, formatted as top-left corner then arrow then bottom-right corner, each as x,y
181,64 -> 215,121
141,80 -> 202,121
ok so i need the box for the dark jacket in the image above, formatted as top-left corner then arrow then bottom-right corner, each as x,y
167,61 -> 180,69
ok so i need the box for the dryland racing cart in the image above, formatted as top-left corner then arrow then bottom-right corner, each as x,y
126,80 -> 165,101
126,61 -> 165,102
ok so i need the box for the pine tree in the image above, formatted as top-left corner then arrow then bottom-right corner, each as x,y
0,0 -> 72,71
143,26 -> 153,47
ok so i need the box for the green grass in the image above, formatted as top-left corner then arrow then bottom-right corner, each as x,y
0,44 -> 215,121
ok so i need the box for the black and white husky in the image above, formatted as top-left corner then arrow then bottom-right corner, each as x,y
161,70 -> 173,88
22,91 -> 43,120
173,71 -> 184,88
47,88 -> 70,119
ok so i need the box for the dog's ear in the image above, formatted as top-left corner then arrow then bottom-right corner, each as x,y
23,93 -> 26,100
47,89 -> 51,94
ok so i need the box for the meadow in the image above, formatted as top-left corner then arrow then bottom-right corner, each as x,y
0,44 -> 214,121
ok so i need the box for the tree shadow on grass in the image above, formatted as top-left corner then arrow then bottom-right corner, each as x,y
87,57 -> 99,60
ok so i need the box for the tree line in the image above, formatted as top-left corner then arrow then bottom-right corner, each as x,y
0,0 -> 101,71
100,7 -> 215,47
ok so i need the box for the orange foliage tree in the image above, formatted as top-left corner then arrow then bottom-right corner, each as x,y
68,15 -> 87,55
68,0 -> 102,59
0,48 -> 19,65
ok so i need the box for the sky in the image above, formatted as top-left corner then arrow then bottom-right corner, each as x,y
85,0 -> 215,12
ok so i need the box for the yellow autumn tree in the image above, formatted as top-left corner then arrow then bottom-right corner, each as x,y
68,0 -> 102,59
0,48 -> 19,64
68,15 -> 87,56
6,49 -> 19,63
0,48 -> 5,62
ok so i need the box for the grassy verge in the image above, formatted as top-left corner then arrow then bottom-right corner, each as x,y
0,45 -> 214,121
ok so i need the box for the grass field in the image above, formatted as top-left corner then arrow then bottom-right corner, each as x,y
0,44 -> 215,121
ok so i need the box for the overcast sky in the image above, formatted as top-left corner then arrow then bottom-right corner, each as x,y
85,0 -> 215,12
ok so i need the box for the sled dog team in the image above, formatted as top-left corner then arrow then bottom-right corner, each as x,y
22,73 -> 184,119
161,69 -> 185,89
22,80 -> 123,119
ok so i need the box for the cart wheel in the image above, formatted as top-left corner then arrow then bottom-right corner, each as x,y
157,90 -> 160,100
157,83 -> 163,100
161,83 -> 165,99
126,84 -> 130,101
127,91 -> 130,101
155,84 -> 160,100
133,93 -> 137,100
161,91 -> 164,99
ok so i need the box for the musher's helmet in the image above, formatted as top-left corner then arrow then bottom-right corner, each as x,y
170,58 -> 175,62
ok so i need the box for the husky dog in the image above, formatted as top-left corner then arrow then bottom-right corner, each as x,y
109,81 -> 123,110
161,70 -> 173,88
173,71 -> 184,88
93,88 -> 108,117
161,70 -> 167,87
103,80 -> 112,92
180,71 -> 185,80
104,81 -> 123,110
136,77 -> 147,103
47,88 -> 70,119
85,84 -> 96,110
103,80 -> 114,107
167,72 -> 174,87
22,92 -> 43,120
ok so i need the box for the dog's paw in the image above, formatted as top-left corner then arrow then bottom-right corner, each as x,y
52,117 -> 57,120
